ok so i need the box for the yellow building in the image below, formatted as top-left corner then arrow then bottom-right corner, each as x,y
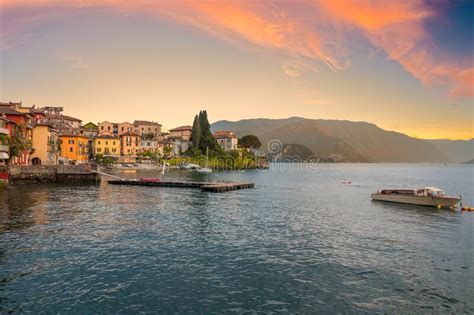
60,133 -> 90,164
31,124 -> 59,165
93,134 -> 120,157
120,132 -> 140,156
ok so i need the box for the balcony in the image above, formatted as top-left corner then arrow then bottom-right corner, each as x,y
0,144 -> 9,152
0,127 -> 9,135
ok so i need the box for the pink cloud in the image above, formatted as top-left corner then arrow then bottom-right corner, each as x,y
0,0 -> 472,98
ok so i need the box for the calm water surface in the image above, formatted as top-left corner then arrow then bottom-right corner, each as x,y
0,164 -> 473,313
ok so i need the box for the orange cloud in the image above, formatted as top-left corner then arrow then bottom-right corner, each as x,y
0,0 -> 472,98
319,0 -> 473,98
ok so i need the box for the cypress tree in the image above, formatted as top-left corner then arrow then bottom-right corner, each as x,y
191,114 -> 201,149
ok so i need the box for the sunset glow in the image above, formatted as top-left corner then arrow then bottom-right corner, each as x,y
1,0 -> 472,139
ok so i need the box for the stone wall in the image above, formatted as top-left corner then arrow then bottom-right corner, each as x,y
8,165 -> 97,184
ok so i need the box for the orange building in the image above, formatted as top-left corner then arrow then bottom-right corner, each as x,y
120,132 -> 140,156
59,132 -> 89,164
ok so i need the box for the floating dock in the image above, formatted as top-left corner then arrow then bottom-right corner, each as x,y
107,180 -> 254,193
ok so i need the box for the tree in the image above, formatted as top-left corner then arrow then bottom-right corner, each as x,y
239,135 -> 262,149
191,114 -> 201,149
9,125 -> 32,164
197,110 -> 222,155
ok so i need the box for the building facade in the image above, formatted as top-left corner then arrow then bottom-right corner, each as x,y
0,117 -> 10,165
169,125 -> 192,141
120,132 -> 140,156
134,120 -> 162,137
59,133 -> 89,164
93,135 -> 120,157
0,104 -> 33,165
213,131 -> 238,152
31,124 -> 59,165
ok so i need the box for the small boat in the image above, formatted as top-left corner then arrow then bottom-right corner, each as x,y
342,179 -> 352,184
197,147 -> 212,173
140,178 -> 161,182
371,187 -> 462,208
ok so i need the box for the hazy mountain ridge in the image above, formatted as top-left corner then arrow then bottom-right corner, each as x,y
211,117 -> 473,163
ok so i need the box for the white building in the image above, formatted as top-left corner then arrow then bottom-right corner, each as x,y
213,130 -> 238,152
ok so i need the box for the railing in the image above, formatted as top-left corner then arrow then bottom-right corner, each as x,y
0,144 -> 9,152
0,127 -> 9,135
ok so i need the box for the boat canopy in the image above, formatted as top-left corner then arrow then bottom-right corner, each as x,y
423,187 -> 444,192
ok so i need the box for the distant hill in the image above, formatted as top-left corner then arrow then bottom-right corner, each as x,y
427,139 -> 474,163
211,117 -> 472,163
463,159 -> 474,164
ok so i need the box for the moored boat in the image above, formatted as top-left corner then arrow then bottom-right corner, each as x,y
371,187 -> 461,208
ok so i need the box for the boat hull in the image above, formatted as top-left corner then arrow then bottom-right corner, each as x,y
371,193 -> 461,207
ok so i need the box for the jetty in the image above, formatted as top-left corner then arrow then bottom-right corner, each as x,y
107,179 -> 254,193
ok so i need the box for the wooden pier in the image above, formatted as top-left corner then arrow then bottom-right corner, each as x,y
107,180 -> 254,193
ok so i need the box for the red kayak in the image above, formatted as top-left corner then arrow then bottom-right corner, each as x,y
140,178 -> 161,182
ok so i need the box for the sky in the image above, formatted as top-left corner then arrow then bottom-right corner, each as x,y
0,0 -> 473,139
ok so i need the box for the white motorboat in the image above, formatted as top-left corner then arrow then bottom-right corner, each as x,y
371,187 -> 462,208
197,147 -> 212,173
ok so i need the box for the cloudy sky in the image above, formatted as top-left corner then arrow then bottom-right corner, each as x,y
0,0 -> 472,139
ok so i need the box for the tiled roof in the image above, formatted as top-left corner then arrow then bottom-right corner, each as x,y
213,130 -> 237,139
94,134 -> 118,139
134,120 -> 162,126
170,125 -> 192,131
0,105 -> 29,116
45,113 -> 82,122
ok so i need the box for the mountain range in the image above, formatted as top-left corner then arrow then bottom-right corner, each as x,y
211,117 -> 473,163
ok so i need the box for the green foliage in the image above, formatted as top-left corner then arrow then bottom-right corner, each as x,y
9,125 -> 32,159
142,133 -> 155,140
197,110 -> 223,156
95,153 -> 115,166
239,134 -> 262,149
191,115 -> 201,149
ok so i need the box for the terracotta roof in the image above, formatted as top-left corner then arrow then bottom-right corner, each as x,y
170,125 -> 192,132
94,134 -> 118,140
120,132 -> 139,137
0,105 -> 29,116
213,130 -> 237,139
134,120 -> 162,126
45,113 -> 82,122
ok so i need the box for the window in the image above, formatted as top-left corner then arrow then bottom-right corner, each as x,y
97,148 -> 102,152
98,141 -> 101,145
121,127 -> 124,131
101,126 -> 104,130
69,140 -> 74,145
69,147 -> 73,153
106,141 -> 108,145
113,141 -> 116,145
112,148 -> 116,153
108,126 -> 110,130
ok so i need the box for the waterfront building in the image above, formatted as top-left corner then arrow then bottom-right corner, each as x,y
0,104 -> 33,165
133,120 -> 162,138
213,130 -> 238,152
93,134 -> 120,157
169,125 -> 192,141
120,132 -> 140,156
158,140 -> 174,157
59,132 -> 89,164
140,138 -> 159,153
31,124 -> 59,165
0,117 -> 10,165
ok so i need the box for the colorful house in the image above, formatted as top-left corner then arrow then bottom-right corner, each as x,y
120,132 -> 140,156
118,122 -> 134,136
0,104 -> 33,165
0,117 -> 10,165
93,134 -> 120,157
31,124 -> 59,165
59,132 -> 89,164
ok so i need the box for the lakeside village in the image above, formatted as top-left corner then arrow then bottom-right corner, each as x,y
0,101 -> 269,184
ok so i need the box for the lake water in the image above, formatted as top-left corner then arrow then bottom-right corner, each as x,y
1,164 -> 473,313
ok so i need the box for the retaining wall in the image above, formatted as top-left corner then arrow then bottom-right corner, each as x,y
8,165 -> 97,184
